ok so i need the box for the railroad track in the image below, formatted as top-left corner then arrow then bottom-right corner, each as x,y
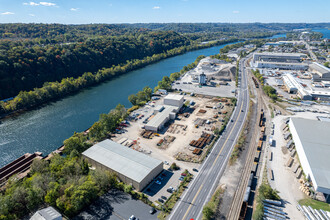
226,63 -> 265,220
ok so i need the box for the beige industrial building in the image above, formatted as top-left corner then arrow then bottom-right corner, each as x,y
82,139 -> 163,191
163,94 -> 184,108
310,62 -> 330,82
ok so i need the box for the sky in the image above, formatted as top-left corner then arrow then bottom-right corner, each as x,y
0,0 -> 329,24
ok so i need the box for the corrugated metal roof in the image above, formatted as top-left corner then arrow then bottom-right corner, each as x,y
290,118 -> 330,192
82,140 -> 163,183
146,105 -> 178,128
310,62 -> 330,75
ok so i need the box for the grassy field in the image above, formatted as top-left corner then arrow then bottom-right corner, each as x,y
299,198 -> 330,212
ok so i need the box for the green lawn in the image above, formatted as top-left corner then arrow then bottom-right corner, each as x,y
299,198 -> 330,212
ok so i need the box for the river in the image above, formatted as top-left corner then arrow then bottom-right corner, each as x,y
0,42 -> 241,167
312,28 -> 330,38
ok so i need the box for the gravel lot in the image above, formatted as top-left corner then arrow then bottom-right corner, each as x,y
267,108 -> 330,219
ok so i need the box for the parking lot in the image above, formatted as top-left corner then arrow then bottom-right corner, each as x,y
74,189 -> 159,220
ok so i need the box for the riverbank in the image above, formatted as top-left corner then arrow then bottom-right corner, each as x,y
0,38 -> 239,119
0,41 -> 244,167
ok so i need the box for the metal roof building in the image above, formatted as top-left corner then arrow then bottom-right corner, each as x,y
145,105 -> 178,132
164,94 -> 184,108
82,139 -> 163,191
30,207 -> 62,220
310,62 -> 330,79
289,118 -> 330,197
145,94 -> 184,132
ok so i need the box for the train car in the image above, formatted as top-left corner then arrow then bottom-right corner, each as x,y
251,163 -> 258,175
239,201 -> 248,220
259,112 -> 264,127
243,187 -> 251,203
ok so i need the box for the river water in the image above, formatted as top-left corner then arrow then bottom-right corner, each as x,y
0,42 -> 240,167
312,28 -> 330,39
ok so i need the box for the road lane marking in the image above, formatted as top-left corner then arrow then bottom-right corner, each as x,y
195,59 -> 250,220
181,98 -> 245,220
171,58 -> 250,220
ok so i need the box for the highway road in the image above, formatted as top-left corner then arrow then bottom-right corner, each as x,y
168,56 -> 251,220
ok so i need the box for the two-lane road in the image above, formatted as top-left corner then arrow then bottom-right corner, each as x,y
169,57 -> 250,220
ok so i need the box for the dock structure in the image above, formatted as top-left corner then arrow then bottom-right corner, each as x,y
0,152 -> 43,187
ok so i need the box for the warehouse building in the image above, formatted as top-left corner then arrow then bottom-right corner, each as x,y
252,52 -> 308,70
145,94 -> 184,132
282,74 -> 298,93
310,62 -> 330,82
163,94 -> 184,108
82,139 -> 163,191
30,207 -> 62,220
144,105 -> 179,132
282,74 -> 312,100
253,61 -> 309,70
253,52 -> 306,63
289,118 -> 330,198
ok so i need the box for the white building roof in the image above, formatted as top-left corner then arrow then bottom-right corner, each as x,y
164,94 -> 184,101
256,61 -> 308,67
282,74 -> 298,90
82,140 -> 163,183
310,62 -> 330,76
290,118 -> 330,193
283,73 -> 310,97
146,105 -> 178,128
254,52 -> 306,58
30,207 -> 62,220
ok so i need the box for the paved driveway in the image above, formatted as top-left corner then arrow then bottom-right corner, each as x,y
74,189 -> 158,220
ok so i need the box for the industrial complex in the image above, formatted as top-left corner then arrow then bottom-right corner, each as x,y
82,139 -> 163,191
252,52 -> 308,70
145,94 -> 184,132
289,118 -> 330,197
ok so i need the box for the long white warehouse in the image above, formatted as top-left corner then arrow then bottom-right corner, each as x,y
82,139 -> 163,191
289,118 -> 330,197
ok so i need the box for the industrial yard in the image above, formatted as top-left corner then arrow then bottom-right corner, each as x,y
172,57 -> 237,97
112,93 -> 235,168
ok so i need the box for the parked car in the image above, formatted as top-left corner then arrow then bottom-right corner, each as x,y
179,176 -> 184,181
164,161 -> 169,165
158,198 -> 164,203
192,168 -> 198,172
129,215 -> 136,220
181,173 -> 187,176
161,196 -> 167,200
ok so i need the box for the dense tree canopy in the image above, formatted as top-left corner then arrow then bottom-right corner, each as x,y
0,31 -> 190,99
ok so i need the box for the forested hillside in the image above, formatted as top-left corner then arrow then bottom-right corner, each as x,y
0,30 -> 190,99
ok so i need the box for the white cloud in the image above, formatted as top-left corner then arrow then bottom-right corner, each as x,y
23,1 -> 56,6
23,2 -> 40,6
233,10 -> 240,14
153,6 -> 160,9
1,12 -> 14,15
29,14 -> 35,16
39,2 -> 56,6
70,8 -> 79,11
